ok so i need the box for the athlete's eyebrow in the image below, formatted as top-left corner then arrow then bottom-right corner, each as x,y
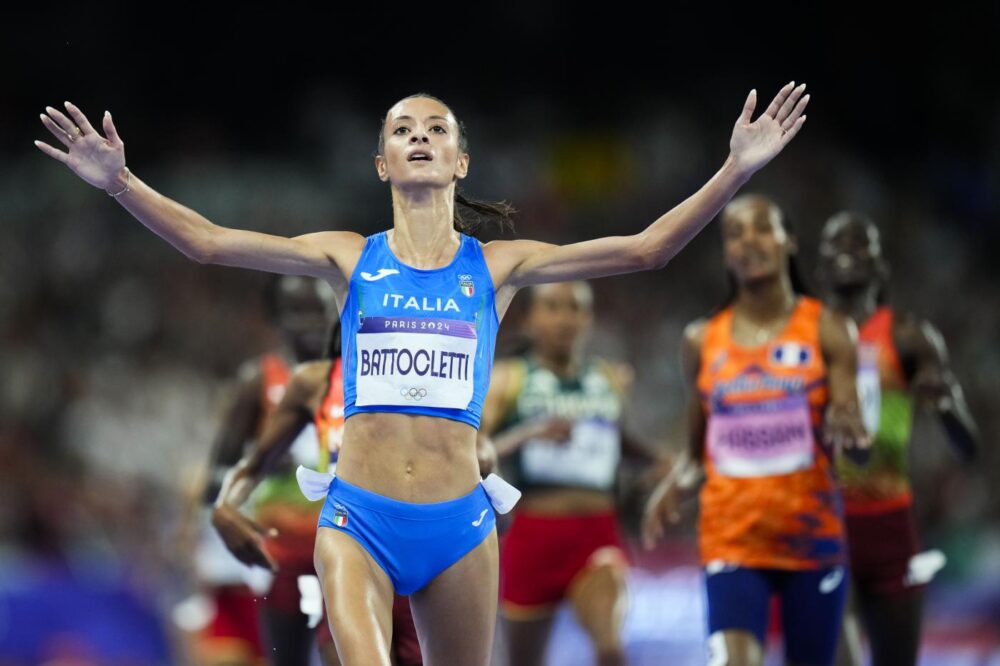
392,115 -> 450,124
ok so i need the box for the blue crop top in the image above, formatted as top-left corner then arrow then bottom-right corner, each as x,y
340,230 -> 499,429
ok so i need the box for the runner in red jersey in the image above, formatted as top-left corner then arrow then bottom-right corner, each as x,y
818,211 -> 980,666
197,275 -> 331,665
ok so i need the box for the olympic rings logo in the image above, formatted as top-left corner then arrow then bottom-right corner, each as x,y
400,387 -> 429,401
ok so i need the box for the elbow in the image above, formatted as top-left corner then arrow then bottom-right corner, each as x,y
633,233 -> 672,271
185,234 -> 217,265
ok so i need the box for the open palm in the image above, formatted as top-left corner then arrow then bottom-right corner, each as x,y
730,81 -> 810,174
34,101 -> 126,190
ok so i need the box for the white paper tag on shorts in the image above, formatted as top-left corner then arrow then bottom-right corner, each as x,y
480,473 -> 521,514
296,465 -> 335,502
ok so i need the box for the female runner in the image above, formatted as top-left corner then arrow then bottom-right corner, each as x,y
36,81 -> 808,665
642,194 -> 870,666
817,212 -> 980,666
481,280 -> 661,666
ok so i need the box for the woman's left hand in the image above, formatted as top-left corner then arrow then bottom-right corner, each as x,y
729,81 -> 810,175
824,402 -> 872,465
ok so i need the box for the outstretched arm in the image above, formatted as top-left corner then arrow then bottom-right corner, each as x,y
486,82 -> 810,288
35,102 -> 363,289
896,316 -> 980,462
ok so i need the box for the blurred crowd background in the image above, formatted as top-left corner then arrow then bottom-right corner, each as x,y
3,7 -> 997,664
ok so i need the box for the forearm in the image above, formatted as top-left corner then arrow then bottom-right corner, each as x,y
621,430 -> 668,463
215,457 -> 262,509
493,421 -> 546,458
668,449 -> 705,491
635,155 -> 752,269
105,167 -> 218,262
940,384 -> 980,461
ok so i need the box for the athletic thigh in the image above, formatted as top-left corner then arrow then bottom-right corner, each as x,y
314,526 -> 396,666
780,566 -> 848,666
409,528 -> 499,666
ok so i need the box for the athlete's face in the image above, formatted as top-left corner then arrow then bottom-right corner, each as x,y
275,276 -> 334,360
375,96 -> 469,189
527,282 -> 593,359
818,215 -> 885,290
721,199 -> 795,285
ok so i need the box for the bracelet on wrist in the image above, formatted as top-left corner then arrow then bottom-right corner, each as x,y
106,167 -> 131,198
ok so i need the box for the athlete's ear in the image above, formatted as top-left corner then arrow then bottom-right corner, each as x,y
454,151 -> 470,181
375,154 -> 389,182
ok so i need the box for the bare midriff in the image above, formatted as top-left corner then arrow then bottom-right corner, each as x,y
335,412 -> 481,503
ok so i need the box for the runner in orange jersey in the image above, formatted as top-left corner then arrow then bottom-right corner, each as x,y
643,194 -> 870,666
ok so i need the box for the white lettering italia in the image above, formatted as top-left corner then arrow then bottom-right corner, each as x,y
382,293 -> 461,313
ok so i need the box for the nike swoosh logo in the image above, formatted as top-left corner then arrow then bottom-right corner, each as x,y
819,566 -> 844,594
360,268 -> 400,281
471,509 -> 488,527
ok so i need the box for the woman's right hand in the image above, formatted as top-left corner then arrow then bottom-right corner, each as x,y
210,503 -> 279,572
640,475 -> 683,550
531,417 -> 574,443
35,101 -> 126,191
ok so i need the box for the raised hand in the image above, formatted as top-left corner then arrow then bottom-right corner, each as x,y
729,81 -> 810,175
35,101 -> 126,191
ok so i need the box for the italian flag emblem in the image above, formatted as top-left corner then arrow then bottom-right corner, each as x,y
333,507 -> 348,527
459,274 -> 474,297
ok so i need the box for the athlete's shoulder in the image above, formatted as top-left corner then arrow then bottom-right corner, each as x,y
480,238 -> 553,271
296,230 -> 367,253
294,230 -> 368,283
285,359 -> 335,407
289,359 -> 335,386
683,317 -> 710,350
892,311 -> 946,359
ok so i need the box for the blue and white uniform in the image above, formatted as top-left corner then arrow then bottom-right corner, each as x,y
340,229 -> 499,428
303,230 -> 517,595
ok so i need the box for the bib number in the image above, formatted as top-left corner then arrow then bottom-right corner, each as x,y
355,316 -> 476,410
857,342 -> 882,437
521,418 -> 621,489
707,396 -> 814,477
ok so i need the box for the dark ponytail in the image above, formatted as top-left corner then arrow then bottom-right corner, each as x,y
377,92 -> 517,239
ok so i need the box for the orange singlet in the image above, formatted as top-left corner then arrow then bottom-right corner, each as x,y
697,296 -> 845,571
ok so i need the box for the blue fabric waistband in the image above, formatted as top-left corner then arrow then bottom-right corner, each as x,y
329,476 -> 487,520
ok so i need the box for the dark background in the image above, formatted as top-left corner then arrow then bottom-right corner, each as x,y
2,6 -> 997,664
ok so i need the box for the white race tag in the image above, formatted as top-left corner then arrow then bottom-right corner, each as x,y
521,418 -> 621,489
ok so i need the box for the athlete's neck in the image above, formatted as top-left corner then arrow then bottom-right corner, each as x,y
734,272 -> 797,325
388,183 -> 460,269
531,349 -> 580,379
827,283 -> 880,325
